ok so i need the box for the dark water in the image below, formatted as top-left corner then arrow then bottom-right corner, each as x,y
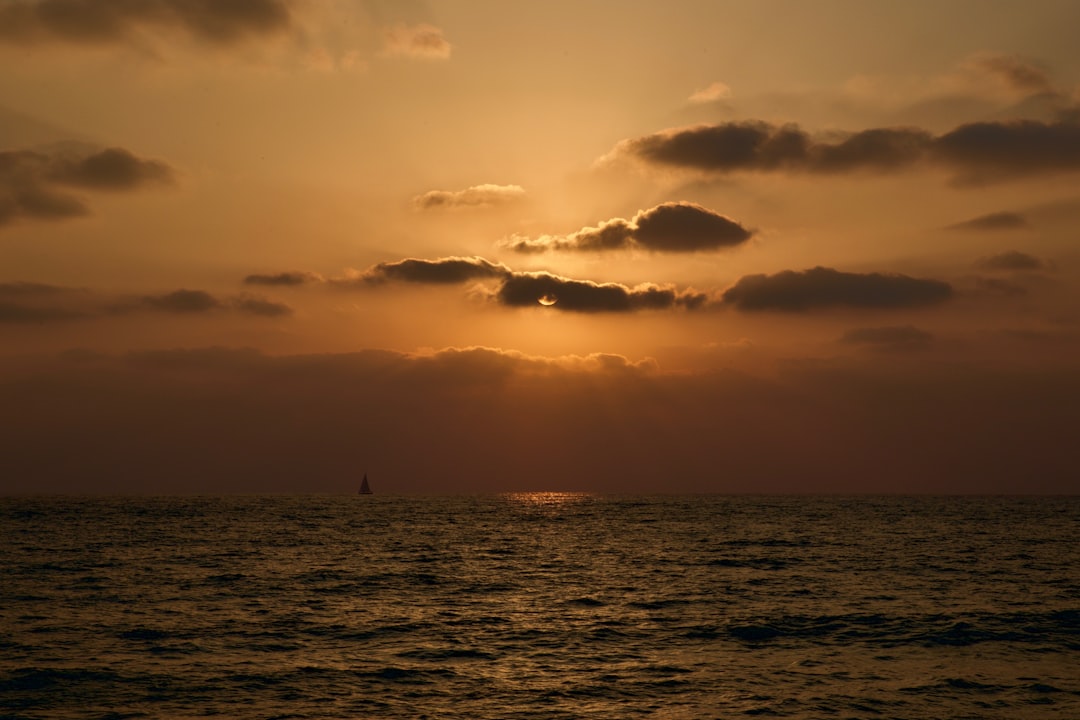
1,494 -> 1078,719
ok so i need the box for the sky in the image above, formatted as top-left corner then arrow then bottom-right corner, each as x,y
2,0 -> 1079,494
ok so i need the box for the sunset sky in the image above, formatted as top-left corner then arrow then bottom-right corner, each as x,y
2,0 -> 1079,494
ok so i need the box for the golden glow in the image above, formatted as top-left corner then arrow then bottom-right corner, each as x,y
538,294 -> 558,306
504,491 -> 596,508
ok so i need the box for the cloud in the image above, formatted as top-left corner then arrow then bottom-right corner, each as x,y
688,81 -> 732,104
0,145 -> 175,228
946,211 -> 1029,232
0,282 -> 92,323
3,347 -> 1078,495
354,256 -> 511,285
245,257 -> 708,313
413,184 -> 526,210
721,267 -> 953,311
381,23 -> 450,60
932,119 -> 1080,183
0,301 -> 87,324
136,289 -> 292,316
0,281 -> 293,322
0,0 -> 292,46
611,117 -> 1080,182
243,271 -> 323,286
503,202 -> 753,254
976,250 -> 1050,272
230,295 -> 293,317
494,271 -> 706,313
612,121 -> 933,174
47,147 -> 175,190
965,53 -> 1055,96
840,325 -> 934,351
138,289 -> 222,313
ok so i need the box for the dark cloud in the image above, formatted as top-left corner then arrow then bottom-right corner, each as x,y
413,184 -> 525,210
840,325 -> 934,351
946,211 -> 1029,232
231,295 -> 293,317
139,289 -> 223,313
243,271 -> 322,286
504,202 -> 753,254
356,257 -> 511,285
0,301 -> 87,324
976,251 -> 1049,272
1,150 -> 88,226
614,118 -> 1080,182
495,272 -> 705,313
0,146 -> 174,228
47,147 -> 174,190
0,281 -> 77,298
721,267 -> 953,312
0,0 -> 292,46
250,257 -> 710,314
616,121 -> 932,174
931,119 -> 1080,183
134,289 -> 292,317
0,282 -> 91,323
0,282 -> 293,322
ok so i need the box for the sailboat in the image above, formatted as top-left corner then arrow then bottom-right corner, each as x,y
358,472 -> 372,495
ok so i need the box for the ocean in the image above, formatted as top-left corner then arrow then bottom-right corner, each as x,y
1,494 -> 1078,719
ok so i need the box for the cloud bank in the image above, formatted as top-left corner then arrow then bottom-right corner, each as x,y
504,202 -> 753,254
721,267 -> 953,311
0,0 -> 292,46
3,347 -> 1077,494
0,283 -> 291,323
612,117 -> 1080,182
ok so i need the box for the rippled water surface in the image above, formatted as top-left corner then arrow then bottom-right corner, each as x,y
2,495 -> 1078,719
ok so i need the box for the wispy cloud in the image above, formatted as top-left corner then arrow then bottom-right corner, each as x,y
975,250 -> 1050,272
243,271 -> 324,287
840,325 -> 935,352
946,211 -> 1029,232
413,184 -> 525,210
0,282 -> 292,323
0,0 -> 292,46
381,23 -> 451,60
688,81 -> 732,104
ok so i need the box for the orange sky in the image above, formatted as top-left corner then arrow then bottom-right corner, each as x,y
2,0 -> 1079,494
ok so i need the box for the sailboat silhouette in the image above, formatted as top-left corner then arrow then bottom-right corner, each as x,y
358,472 -> 372,495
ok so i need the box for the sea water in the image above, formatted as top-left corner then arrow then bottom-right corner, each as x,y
1,494 -> 1078,719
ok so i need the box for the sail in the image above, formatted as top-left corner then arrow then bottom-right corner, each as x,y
359,473 -> 372,495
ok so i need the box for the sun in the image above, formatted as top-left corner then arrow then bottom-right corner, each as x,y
538,294 -> 557,306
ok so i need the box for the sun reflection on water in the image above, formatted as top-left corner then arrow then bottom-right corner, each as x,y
503,491 -> 597,508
